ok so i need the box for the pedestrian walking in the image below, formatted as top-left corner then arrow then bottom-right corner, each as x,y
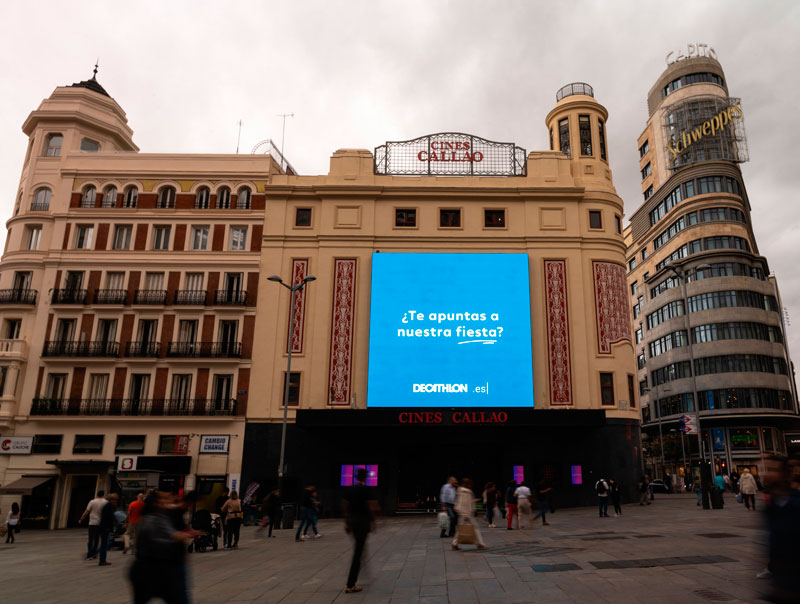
261,489 -> 281,538
296,485 -> 316,541
221,491 -> 243,548
215,486 -> 230,549
97,493 -> 119,566
762,454 -> 800,603
505,479 -> 518,530
439,476 -> 458,539
610,477 -> 622,516
483,482 -> 498,527
533,480 -> 552,525
514,481 -> 532,528
80,489 -> 108,560
714,473 -> 725,492
5,502 -> 20,544
303,488 -> 322,539
739,468 -> 758,510
343,467 -> 377,594
451,478 -> 486,550
595,477 -> 610,517
638,476 -> 651,506
124,492 -> 146,554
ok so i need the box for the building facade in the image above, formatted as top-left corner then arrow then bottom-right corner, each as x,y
625,53 -> 798,483
242,83 -> 642,513
0,74 -> 288,527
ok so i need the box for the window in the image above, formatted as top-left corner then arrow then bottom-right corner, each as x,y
229,226 -> 247,251
649,330 -> 688,357
185,273 -> 204,291
32,188 -> 51,211
144,272 -> 164,290
87,373 -> 109,401
639,378 -> 648,396
32,434 -> 62,454
600,373 -> 614,406
105,271 -> 125,290
212,374 -> 233,410
651,361 -> 692,386
627,375 -> 636,408
80,138 -> 100,152
484,209 -> 505,228
295,208 -> 312,227
637,353 -> 646,369
217,187 -> 231,209
558,118 -> 570,157
75,225 -> 94,249
13,271 -> 32,292
598,119 -> 607,161
44,134 -> 62,157
694,354 -> 788,377
628,258 -> 636,272
641,248 -> 648,260
5,319 -> 22,339
158,435 -> 180,454
395,209 -> 416,227
283,371 -> 300,406
692,322 -> 783,345
45,374 -> 67,401
639,140 -> 649,157
630,281 -> 638,296
27,226 -> 42,250
170,374 -> 193,407
115,435 -> 145,454
440,209 -> 461,227
237,187 -> 251,209
177,319 -> 198,344
614,215 -> 621,234
578,115 -> 592,155
112,225 -> 132,250
128,374 -> 151,403
549,128 -> 554,150
687,290 -> 777,314
641,162 -> 652,180
81,186 -> 97,208
643,185 -> 654,201
123,186 -> 138,208
102,186 -> 117,208
589,210 -> 602,229
195,187 -> 210,209
157,186 -> 176,209
698,389 -> 792,413
646,300 -> 685,329
152,226 -> 171,250
191,226 -> 209,250
96,319 -> 117,344
73,434 -> 104,454
635,327 -> 643,344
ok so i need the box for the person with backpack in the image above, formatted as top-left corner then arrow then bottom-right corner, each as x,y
595,477 -> 610,517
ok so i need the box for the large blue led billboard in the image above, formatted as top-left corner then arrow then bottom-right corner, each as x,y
367,253 -> 534,407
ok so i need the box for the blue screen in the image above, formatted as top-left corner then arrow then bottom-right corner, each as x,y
367,253 -> 533,407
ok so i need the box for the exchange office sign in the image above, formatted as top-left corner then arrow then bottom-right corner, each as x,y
374,132 -> 527,176
0,436 -> 33,454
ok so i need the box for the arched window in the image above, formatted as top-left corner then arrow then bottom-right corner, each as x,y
237,187 -> 251,209
158,186 -> 176,209
195,186 -> 210,209
44,134 -> 62,157
123,186 -> 138,208
102,186 -> 117,208
82,186 -> 97,208
217,187 -> 231,209
32,188 -> 51,211
80,138 -> 100,152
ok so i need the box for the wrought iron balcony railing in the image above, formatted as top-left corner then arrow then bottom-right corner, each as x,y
125,341 -> 161,357
174,290 -> 208,305
133,289 -> 168,305
0,289 -> 38,304
52,289 -> 88,304
42,340 -> 119,357
30,202 -> 51,211
214,290 -> 248,305
30,397 -> 237,416
166,341 -> 242,358
93,289 -> 128,304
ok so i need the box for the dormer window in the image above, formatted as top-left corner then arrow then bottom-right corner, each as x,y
158,186 -> 176,209
195,186 -> 210,209
44,134 -> 63,157
237,187 -> 251,209
80,138 -> 100,152
81,186 -> 97,208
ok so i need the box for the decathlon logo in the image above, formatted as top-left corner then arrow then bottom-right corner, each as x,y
413,383 -> 468,393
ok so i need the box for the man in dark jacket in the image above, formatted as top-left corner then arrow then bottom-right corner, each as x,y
98,493 -> 119,567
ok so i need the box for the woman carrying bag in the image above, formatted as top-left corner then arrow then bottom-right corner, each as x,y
5,502 -> 20,544
451,478 -> 486,551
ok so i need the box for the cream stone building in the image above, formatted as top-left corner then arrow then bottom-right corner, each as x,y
244,83 -> 641,512
625,52 -> 798,484
0,73 -> 289,527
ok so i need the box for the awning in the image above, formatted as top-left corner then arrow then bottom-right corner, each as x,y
0,475 -> 55,495
46,459 -> 115,467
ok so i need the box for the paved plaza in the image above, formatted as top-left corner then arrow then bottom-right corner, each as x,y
0,494 -> 774,603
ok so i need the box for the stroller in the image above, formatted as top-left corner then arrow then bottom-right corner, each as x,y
110,510 -> 127,550
188,509 -> 219,552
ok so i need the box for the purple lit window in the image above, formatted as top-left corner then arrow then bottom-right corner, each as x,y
571,465 -> 583,485
340,464 -> 379,487
513,465 -> 524,484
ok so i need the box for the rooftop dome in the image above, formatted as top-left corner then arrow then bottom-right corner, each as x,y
68,65 -> 110,98
556,82 -> 594,102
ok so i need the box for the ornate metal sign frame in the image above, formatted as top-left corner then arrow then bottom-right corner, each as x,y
374,132 -> 527,177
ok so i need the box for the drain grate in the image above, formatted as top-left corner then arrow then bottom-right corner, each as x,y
469,544 -> 582,557
581,535 -> 629,540
694,589 -> 734,601
590,555 -> 737,569
698,533 -> 739,539
531,563 -> 582,572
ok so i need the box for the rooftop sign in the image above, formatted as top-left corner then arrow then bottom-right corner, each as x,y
666,43 -> 718,66
374,132 -> 527,176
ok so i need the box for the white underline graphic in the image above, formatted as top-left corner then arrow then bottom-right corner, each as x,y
457,339 -> 496,345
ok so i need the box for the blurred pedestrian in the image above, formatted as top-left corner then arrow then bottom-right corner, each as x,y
261,489 -> 281,538
610,477 -> 622,516
439,477 -> 457,539
639,476 -> 651,506
222,491 -> 243,549
762,455 -> 800,603
451,478 -> 486,550
739,468 -> 758,510
514,481 -> 532,528
79,489 -> 107,560
296,485 -> 316,541
505,479 -> 518,530
533,480 -> 552,525
97,493 -> 119,567
124,492 -> 146,554
5,502 -> 20,544
595,477 -> 610,517
343,467 -> 377,593
483,482 -> 498,528
215,486 -> 230,549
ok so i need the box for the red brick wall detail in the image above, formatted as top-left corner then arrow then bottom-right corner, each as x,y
286,259 -> 308,354
111,367 -> 128,399
62,224 -> 71,250
328,259 -> 357,405
545,259 -> 573,405
35,366 -> 44,397
250,225 -> 263,252
246,272 -> 259,306
174,224 -> 186,251
160,314 -> 175,357
80,314 -> 95,342
87,271 -> 101,303
212,224 -> 225,251
153,368 -> 169,399
167,272 -> 180,304
593,261 -> 633,354
95,223 -> 109,250
236,368 -> 250,415
207,272 -> 220,298
69,367 -> 86,412
242,316 -> 255,358
195,368 -> 209,401
127,272 -> 141,305
202,315 -> 215,342
138,193 -> 157,209
176,194 -> 194,210
70,192 -> 81,208
120,314 -> 135,351
134,224 -> 148,250
251,194 -> 266,210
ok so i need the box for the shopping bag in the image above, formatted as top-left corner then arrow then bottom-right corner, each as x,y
456,523 -> 476,545
736,492 -> 743,504
437,512 -> 449,530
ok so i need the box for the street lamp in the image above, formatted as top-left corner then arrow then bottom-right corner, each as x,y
642,384 -> 669,479
670,428 -> 687,492
268,273 -> 316,488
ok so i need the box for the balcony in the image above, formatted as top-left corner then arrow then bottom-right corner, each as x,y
125,341 -> 161,357
134,289 -> 167,304
42,340 -> 119,357
0,289 -> 38,304
214,290 -> 248,305
30,397 -> 237,416
94,289 -> 127,304
174,290 -> 208,305
0,339 -> 27,360
166,341 -> 242,358
52,289 -> 88,304
30,202 -> 50,211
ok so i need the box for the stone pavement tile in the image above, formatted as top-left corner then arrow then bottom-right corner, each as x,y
473,577 -> 507,602
419,584 -> 447,597
446,578 -> 480,603
418,598 -> 449,604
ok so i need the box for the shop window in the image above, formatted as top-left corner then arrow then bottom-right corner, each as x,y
395,209 -> 416,227
32,434 -> 62,454
237,187 -> 251,209
44,133 -> 62,157
579,115 -> 592,155
123,186 -> 138,208
73,434 -> 104,454
440,209 -> 461,227
730,428 -> 759,450
115,435 -> 145,454
283,371 -> 300,406
589,210 -> 602,229
600,372 -> 614,406
229,226 -> 247,251
80,138 -> 100,152
157,186 -> 176,209
295,208 -> 312,227
217,187 -> 231,209
484,209 -> 505,228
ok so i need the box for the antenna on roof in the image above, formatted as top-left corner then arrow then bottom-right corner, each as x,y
93,59 -> 99,79
277,113 -> 294,166
236,119 -> 243,154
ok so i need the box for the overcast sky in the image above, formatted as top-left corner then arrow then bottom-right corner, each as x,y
1,0 -> 799,368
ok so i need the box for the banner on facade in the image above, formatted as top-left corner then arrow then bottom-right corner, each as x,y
174,435 -> 190,455
199,435 -> 230,453
0,436 -> 33,454
117,455 -> 138,471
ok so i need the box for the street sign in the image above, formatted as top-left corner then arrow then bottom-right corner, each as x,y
680,414 -> 696,425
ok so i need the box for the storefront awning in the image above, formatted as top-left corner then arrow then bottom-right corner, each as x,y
46,459 -> 115,467
0,475 -> 55,495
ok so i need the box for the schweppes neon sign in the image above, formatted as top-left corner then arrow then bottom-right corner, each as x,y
667,101 -> 743,161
